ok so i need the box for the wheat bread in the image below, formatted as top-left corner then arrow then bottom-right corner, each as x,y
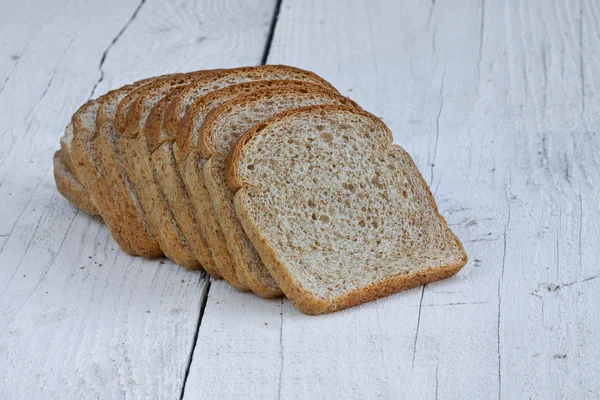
165,65 -> 339,148
59,123 -> 83,184
150,69 -> 342,289
71,77 -> 166,257
198,87 -> 359,297
144,91 -> 222,278
116,72 -> 222,269
171,80 -> 348,292
226,105 -> 468,314
53,150 -> 99,216
153,66 -> 340,287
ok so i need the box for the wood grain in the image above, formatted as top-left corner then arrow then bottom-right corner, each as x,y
0,0 -> 276,398
184,0 -> 600,399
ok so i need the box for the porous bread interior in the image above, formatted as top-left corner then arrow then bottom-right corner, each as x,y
202,88 -> 357,296
234,107 -> 467,303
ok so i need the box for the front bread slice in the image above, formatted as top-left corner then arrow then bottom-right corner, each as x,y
227,105 -> 468,315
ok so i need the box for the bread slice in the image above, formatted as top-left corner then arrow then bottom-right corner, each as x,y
198,87 -> 359,297
53,150 -> 99,216
70,77 -> 165,257
170,80 -> 342,291
70,98 -> 147,254
115,71 -> 221,269
171,80 -> 351,292
150,67 -> 342,289
227,105 -> 468,314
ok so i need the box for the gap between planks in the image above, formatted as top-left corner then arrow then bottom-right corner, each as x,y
179,0 -> 284,397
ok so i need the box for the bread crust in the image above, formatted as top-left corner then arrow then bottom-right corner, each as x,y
166,65 -> 340,150
228,105 -> 468,314
54,150 -> 100,217
172,81 -> 342,290
113,71 -> 218,267
200,88 -> 358,298
85,79 -> 165,257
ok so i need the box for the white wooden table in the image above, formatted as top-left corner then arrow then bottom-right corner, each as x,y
1,0 -> 599,398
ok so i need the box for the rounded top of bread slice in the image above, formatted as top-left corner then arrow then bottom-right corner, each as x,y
94,74 -> 167,127
164,65 -> 340,140
198,86 -> 357,159
227,105 -> 468,314
114,70 -> 218,137
176,80 -> 351,160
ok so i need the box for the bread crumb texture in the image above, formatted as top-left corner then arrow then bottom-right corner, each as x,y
233,106 -> 467,311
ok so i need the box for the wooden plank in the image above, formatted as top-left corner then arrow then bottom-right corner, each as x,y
0,0 -> 277,398
186,0 -> 600,398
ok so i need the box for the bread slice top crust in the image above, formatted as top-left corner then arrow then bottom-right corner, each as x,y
198,87 -> 356,160
227,105 -> 468,314
71,74 -> 159,142
176,80 -> 350,163
167,65 -> 340,149
95,74 -> 166,127
199,87 -> 358,297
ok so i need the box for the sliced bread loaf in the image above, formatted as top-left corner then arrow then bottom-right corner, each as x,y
53,150 -> 99,216
150,68 -> 343,290
115,71 -> 221,269
172,80 -> 350,292
165,65 -> 339,146
227,105 -> 468,314
59,123 -> 83,184
198,87 -> 359,297
71,78 -> 165,257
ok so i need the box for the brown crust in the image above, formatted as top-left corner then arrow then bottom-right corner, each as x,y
72,79 -> 164,257
177,80 -> 340,163
199,86 -> 357,160
200,91 -> 359,298
166,65 -> 340,148
53,150 -> 100,217
228,105 -> 468,314
116,72 -> 205,137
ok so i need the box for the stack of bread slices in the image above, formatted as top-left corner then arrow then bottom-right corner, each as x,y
54,65 -> 467,315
